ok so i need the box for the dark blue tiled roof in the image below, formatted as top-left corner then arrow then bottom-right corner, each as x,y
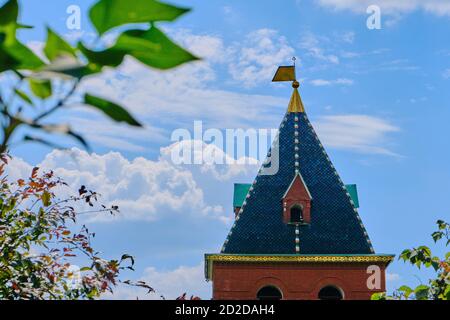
222,112 -> 374,255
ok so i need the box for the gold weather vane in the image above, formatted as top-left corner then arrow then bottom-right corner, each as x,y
272,57 -> 305,113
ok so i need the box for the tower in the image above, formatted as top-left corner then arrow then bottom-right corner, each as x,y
204,62 -> 394,300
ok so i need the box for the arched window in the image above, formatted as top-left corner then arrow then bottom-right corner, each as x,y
318,286 -> 343,300
290,205 -> 303,223
257,286 -> 282,300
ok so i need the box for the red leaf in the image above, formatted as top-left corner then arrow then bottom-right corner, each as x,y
31,167 -> 39,179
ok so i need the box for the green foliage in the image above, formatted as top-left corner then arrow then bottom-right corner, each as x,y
372,220 -> 450,300
0,0 -> 195,299
89,0 -> 190,35
43,27 -> 76,62
0,1 -> 44,71
29,79 -> 52,99
0,156 -> 154,299
0,0 -> 198,153
84,94 -> 142,127
114,27 -> 198,69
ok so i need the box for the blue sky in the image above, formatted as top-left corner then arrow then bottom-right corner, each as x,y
3,0 -> 450,298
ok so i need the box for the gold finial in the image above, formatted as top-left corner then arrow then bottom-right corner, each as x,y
288,85 -> 304,113
272,57 -> 305,113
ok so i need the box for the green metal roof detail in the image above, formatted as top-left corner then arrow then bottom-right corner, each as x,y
345,184 -> 359,208
235,183 -> 359,208
233,183 -> 252,208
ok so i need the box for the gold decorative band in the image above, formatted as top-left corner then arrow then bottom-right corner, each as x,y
204,254 -> 395,280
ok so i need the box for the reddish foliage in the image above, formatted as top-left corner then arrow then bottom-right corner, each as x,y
0,155 -> 151,299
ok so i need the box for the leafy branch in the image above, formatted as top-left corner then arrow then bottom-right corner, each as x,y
0,0 -> 198,153
372,220 -> 450,300
0,155 -> 153,299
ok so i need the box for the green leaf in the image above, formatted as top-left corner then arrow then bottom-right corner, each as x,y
89,0 -> 190,35
430,257 -> 441,271
0,1 -> 43,71
370,292 -> 385,300
14,88 -> 33,105
2,40 -> 44,70
78,42 -> 125,71
432,231 -> 443,243
0,1 -> 19,45
0,47 -> 19,72
77,27 -> 198,72
29,79 -> 52,99
41,191 -> 51,207
398,285 -> 413,299
399,249 -> 411,261
414,285 -> 430,300
44,27 -> 76,61
114,27 -> 199,69
84,94 -> 142,127
418,246 -> 431,257
444,286 -> 450,300
0,0 -> 18,27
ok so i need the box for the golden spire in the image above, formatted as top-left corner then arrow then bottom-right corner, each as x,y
272,57 -> 305,113
288,80 -> 305,113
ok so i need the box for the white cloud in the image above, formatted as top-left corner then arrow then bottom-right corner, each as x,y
313,115 -> 400,156
4,156 -> 32,181
81,59 -> 284,122
107,263 -> 210,300
7,147 -> 231,223
7,141 -> 259,223
65,116 -> 168,153
21,29 -> 290,153
160,139 -> 259,182
176,31 -> 226,64
300,32 -> 340,64
22,29 -> 400,160
228,29 -> 295,87
309,78 -> 354,86
77,54 -> 286,133
66,53 -> 285,152
316,0 -> 450,16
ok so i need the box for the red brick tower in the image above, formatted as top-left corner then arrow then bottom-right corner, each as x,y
205,64 -> 394,300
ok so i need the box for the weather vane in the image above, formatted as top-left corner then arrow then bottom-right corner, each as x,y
272,57 -> 304,112
272,56 -> 298,87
